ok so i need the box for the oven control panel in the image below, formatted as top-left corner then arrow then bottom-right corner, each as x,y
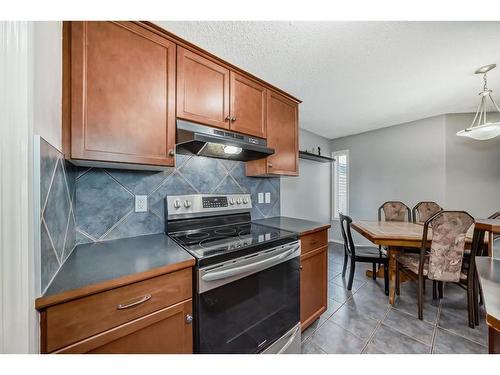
202,196 -> 228,208
166,194 -> 252,220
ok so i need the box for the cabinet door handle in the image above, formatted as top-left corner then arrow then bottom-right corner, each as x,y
185,314 -> 193,324
231,116 -> 237,121
225,116 -> 232,122
169,150 -> 175,157
268,162 -> 273,168
300,265 -> 303,270
116,294 -> 152,310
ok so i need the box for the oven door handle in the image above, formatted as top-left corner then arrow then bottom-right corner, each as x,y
201,245 -> 299,282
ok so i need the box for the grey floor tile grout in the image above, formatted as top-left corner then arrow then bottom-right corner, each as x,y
303,243 -> 488,354
436,325 -> 488,348
430,299 -> 442,354
380,309 -> 435,349
360,305 -> 391,354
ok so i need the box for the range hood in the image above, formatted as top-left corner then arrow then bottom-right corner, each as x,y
176,120 -> 274,162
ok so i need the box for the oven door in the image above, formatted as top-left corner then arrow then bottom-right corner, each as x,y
196,241 -> 301,354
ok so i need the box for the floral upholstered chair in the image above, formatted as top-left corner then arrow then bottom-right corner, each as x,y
412,201 -> 442,223
378,201 -> 411,222
395,211 -> 474,322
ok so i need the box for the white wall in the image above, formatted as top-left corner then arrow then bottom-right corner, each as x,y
329,113 -> 500,244
281,129 -> 332,225
0,21 -> 62,354
444,113 -> 500,217
34,21 -> 62,150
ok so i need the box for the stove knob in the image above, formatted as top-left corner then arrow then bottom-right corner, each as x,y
184,200 -> 192,208
174,200 -> 181,209
229,198 -> 235,205
243,197 -> 249,204
236,198 -> 242,205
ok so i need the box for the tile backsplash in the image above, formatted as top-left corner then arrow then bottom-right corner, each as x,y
38,137 -> 77,292
75,154 -> 280,244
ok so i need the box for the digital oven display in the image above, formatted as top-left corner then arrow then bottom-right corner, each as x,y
202,196 -> 228,208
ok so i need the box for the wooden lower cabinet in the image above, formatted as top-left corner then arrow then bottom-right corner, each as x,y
38,267 -> 193,354
300,230 -> 328,331
56,300 -> 192,354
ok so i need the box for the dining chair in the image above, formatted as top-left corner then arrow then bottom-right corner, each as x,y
412,201 -> 443,223
395,211 -> 475,322
339,213 -> 389,295
378,201 -> 411,222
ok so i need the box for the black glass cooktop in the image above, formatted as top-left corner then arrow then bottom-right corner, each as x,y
169,222 -> 297,262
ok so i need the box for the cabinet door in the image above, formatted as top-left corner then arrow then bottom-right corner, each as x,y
245,90 -> 299,176
177,47 -> 230,129
230,72 -> 266,138
70,21 -> 176,167
55,300 -> 193,354
266,90 -> 299,175
300,246 -> 328,331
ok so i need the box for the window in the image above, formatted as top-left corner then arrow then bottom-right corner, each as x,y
332,150 -> 349,219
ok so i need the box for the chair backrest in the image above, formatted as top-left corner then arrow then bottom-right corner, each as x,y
378,201 -> 411,222
412,201 -> 443,223
421,211 -> 474,282
339,213 -> 356,258
488,211 -> 500,219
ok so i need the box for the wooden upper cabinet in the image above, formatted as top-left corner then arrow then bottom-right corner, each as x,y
246,90 -> 299,176
68,21 -> 176,167
230,72 -> 266,138
177,47 -> 230,129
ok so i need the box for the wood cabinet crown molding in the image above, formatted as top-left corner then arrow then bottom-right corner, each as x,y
138,21 -> 301,105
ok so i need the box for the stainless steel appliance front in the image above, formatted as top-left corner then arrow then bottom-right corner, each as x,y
198,241 -> 300,293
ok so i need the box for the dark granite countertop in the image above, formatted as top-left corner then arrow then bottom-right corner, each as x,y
36,234 -> 195,309
476,257 -> 500,331
254,216 -> 331,236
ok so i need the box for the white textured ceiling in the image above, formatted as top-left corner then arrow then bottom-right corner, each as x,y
155,21 -> 500,139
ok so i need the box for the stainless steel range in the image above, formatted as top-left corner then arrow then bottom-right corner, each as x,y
166,193 -> 301,354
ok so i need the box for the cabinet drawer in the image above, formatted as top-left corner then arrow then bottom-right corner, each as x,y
55,299 -> 193,354
301,230 -> 328,255
45,268 -> 192,353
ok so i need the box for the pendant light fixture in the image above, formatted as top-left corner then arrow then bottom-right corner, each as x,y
456,64 -> 500,140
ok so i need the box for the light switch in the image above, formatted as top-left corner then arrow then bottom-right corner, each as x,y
265,192 -> 271,204
258,193 -> 264,204
135,195 -> 148,212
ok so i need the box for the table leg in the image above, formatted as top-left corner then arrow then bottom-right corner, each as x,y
387,246 -> 399,305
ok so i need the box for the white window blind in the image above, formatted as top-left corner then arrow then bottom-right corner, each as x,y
332,150 -> 349,219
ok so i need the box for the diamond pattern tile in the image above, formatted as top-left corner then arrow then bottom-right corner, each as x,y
72,155 -> 280,245
179,156 -> 227,193
38,137 -> 78,291
75,169 -> 134,239
40,137 -> 61,210
43,159 -> 71,261
149,172 -> 197,218
106,168 -> 173,195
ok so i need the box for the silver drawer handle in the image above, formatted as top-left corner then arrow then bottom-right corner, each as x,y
116,294 -> 152,310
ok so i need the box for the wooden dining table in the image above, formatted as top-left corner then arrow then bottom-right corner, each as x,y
350,220 -> 486,305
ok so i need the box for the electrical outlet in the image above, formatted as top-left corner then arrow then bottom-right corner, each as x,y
135,195 -> 148,212
258,193 -> 264,204
265,192 -> 271,204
